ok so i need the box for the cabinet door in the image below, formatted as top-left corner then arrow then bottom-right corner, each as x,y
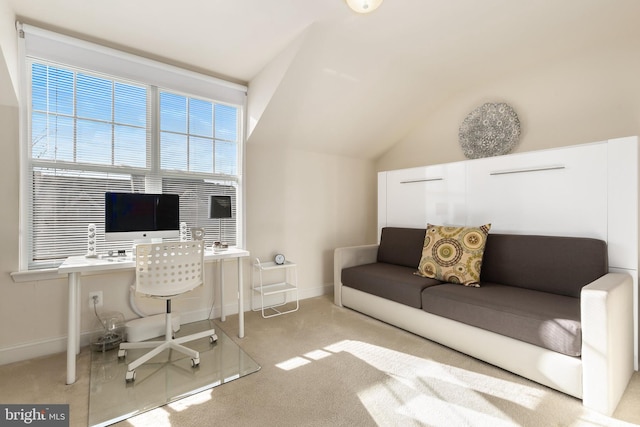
465,143 -> 608,240
377,172 -> 388,235
382,162 -> 466,229
607,136 -> 638,270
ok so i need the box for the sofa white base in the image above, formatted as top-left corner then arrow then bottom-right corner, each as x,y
341,286 -> 584,398
334,242 -> 634,416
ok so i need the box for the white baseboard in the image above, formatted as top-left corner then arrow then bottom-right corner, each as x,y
0,284 -> 333,366
299,283 -> 332,300
0,333 -> 94,366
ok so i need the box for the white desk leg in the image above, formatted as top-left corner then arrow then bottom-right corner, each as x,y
238,257 -> 244,338
67,272 -> 79,384
76,282 -> 81,354
219,259 -> 225,322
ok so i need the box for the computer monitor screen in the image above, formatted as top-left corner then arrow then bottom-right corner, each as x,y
105,192 -> 180,241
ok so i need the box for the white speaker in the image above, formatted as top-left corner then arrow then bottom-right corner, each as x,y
87,223 -> 97,258
180,222 -> 188,241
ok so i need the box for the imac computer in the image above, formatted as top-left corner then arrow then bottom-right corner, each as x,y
105,192 -> 180,243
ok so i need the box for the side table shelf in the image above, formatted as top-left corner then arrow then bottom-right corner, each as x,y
251,258 -> 299,318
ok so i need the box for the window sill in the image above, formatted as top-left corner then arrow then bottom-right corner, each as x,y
11,268 -> 63,283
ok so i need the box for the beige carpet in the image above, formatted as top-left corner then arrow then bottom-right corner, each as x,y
1,295 -> 639,426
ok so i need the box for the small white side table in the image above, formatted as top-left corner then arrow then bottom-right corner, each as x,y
251,258 -> 299,318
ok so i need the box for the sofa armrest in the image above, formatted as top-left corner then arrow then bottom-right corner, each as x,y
581,272 -> 634,415
334,244 -> 378,306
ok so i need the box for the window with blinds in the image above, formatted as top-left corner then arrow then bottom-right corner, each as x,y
25,58 -> 242,270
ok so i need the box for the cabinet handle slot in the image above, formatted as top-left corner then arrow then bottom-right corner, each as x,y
400,178 -> 444,184
489,165 -> 565,176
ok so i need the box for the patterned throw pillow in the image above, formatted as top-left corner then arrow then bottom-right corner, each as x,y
416,223 -> 491,287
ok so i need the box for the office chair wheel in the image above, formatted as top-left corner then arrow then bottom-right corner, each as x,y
209,334 -> 218,344
191,358 -> 200,368
118,349 -> 126,359
125,370 -> 136,382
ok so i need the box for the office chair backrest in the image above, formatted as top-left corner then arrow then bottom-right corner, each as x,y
135,240 -> 205,297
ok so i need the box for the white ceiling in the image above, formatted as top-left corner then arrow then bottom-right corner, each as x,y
8,0 -> 640,159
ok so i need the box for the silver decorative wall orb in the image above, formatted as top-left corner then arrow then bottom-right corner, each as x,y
458,102 -> 521,159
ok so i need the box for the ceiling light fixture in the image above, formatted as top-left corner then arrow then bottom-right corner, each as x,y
346,0 -> 384,14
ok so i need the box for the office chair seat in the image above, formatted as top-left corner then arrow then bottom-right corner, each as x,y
117,240 -> 217,382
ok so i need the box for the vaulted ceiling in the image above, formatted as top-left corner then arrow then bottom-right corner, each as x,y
7,0 -> 640,160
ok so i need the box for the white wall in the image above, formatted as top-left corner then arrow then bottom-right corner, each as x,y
0,0 -> 18,106
0,2 -> 24,361
377,41 -> 640,171
245,144 -> 377,300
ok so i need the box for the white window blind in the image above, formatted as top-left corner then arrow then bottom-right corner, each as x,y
31,170 -> 145,263
163,178 -> 237,244
19,24 -> 246,270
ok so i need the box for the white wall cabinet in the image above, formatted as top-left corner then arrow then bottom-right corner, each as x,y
607,138 -> 639,271
465,142 -> 608,240
379,162 -> 466,235
378,136 -> 639,369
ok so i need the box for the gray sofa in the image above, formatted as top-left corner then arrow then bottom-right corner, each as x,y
334,227 -> 634,415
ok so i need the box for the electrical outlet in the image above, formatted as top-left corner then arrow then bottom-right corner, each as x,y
89,291 -> 103,309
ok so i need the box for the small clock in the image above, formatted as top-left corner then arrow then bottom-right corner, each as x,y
274,254 -> 286,265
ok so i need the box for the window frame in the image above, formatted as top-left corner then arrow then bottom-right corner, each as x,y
18,23 -> 247,271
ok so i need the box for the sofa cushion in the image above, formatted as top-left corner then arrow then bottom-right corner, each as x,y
481,234 -> 608,298
342,263 -> 442,308
416,223 -> 491,287
421,283 -> 582,356
377,227 -> 426,268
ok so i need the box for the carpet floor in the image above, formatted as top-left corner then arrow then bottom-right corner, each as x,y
1,295 -> 639,426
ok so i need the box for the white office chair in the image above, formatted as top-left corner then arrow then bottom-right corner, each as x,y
117,240 -> 217,382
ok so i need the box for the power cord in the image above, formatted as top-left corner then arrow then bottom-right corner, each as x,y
92,295 -> 108,333
91,295 -> 124,351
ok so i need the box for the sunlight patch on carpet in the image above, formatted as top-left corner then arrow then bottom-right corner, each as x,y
276,356 -> 311,371
265,339 -> 550,425
168,390 -> 213,412
304,349 -> 332,360
325,339 -> 544,409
